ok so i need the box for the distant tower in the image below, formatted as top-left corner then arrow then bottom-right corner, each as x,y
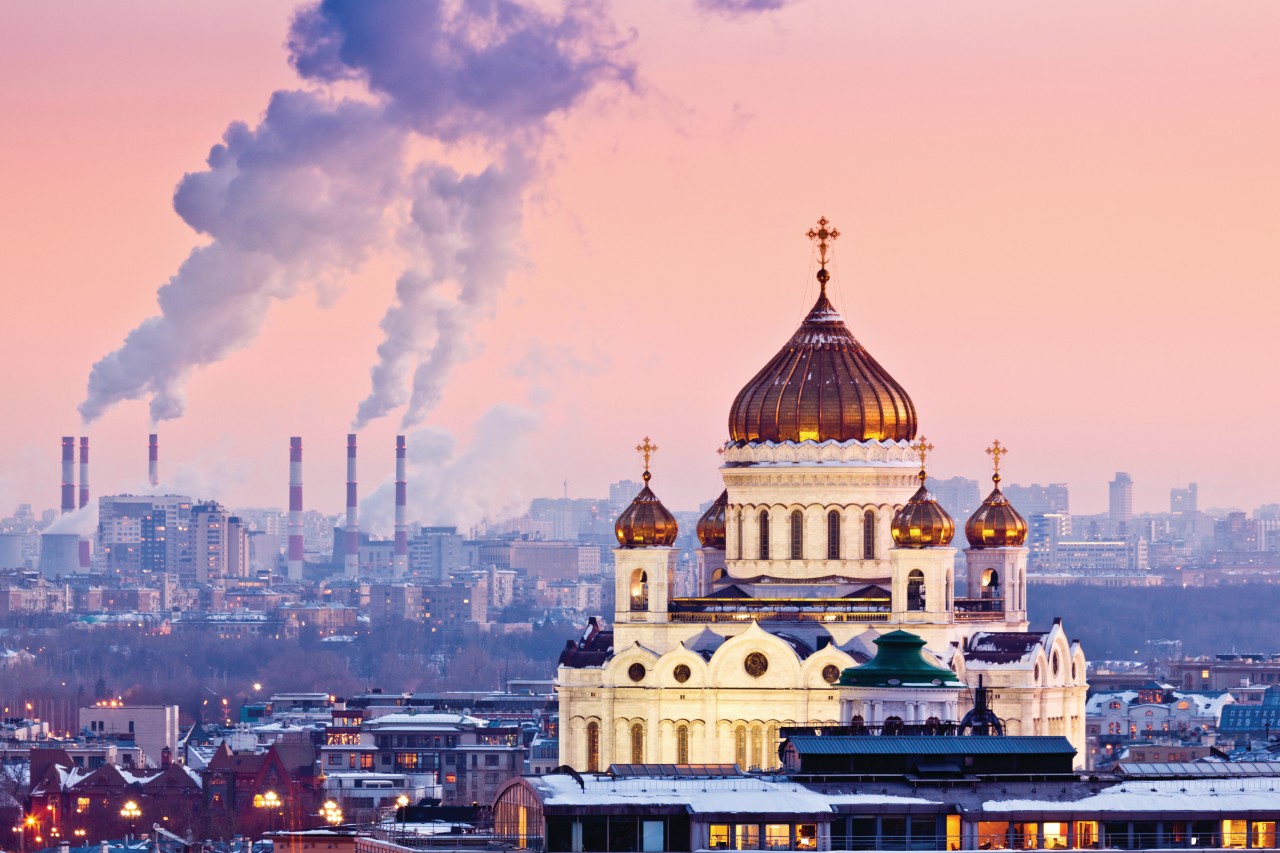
148,433 -> 159,487
60,436 -> 76,515
78,437 -> 91,569
1170,482 -> 1198,514
1109,472 -> 1133,525
394,436 -> 409,577
288,437 -> 304,581
344,433 -> 360,578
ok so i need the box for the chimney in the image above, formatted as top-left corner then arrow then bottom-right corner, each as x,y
78,437 -> 90,509
288,437 -> 304,581
148,432 -> 159,487
345,433 -> 359,577
60,437 -> 76,514
394,435 -> 409,576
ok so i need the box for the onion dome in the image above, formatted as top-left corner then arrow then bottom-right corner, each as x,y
838,630 -> 964,688
615,437 -> 679,548
891,438 -> 954,548
728,217 -> 917,445
965,439 -> 1028,548
696,489 -> 728,549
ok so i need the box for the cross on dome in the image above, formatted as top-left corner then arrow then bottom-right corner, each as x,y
806,216 -> 840,266
912,436 -> 935,482
985,439 -> 1008,485
635,436 -> 658,481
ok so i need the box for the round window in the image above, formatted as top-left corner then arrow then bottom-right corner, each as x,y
673,664 -> 691,683
822,664 -> 840,684
744,652 -> 769,678
628,662 -> 646,683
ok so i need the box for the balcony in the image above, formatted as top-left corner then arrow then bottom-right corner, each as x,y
954,597 -> 1005,621
668,598 -> 890,625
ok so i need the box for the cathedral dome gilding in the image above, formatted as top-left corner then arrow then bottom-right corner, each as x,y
728,219 -> 917,445
696,489 -> 727,550
614,437 -> 678,548
891,439 -> 955,548
965,439 -> 1028,548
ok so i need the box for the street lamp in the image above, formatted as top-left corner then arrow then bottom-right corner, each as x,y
254,791 -> 281,837
120,801 -> 141,840
319,801 -> 342,827
395,795 -> 409,839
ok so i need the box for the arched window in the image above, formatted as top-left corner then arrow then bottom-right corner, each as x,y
767,724 -> 779,770
676,725 -> 689,764
862,510 -> 876,560
981,568 -> 1000,600
850,715 -> 865,734
736,510 -> 743,560
711,568 -> 727,583
586,721 -> 600,772
734,725 -> 747,769
751,725 -> 764,770
789,510 -> 803,560
629,570 -> 648,611
759,511 -> 770,560
630,723 -> 644,764
827,510 -> 841,559
907,569 -> 926,611
883,716 -> 903,735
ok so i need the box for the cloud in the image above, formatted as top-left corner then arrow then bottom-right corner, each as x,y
696,0 -> 787,16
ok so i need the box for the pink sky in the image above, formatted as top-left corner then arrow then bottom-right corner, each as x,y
2,0 -> 1278,526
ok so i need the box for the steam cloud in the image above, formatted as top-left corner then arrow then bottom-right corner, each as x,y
80,0 -> 633,428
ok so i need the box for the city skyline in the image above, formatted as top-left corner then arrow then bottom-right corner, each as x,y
3,1 -> 1279,524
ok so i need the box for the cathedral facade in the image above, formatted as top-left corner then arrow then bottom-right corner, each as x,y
557,220 -> 1087,772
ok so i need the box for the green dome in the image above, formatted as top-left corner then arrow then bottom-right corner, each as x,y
838,630 -> 963,688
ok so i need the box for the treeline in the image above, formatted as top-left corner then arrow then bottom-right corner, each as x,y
1027,582 -> 1280,659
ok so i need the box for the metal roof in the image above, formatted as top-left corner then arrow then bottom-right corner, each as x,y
1120,761 -> 1280,778
608,763 -> 744,778
786,735 -> 1076,756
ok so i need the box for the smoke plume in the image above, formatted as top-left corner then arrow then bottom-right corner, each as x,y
80,0 -> 632,428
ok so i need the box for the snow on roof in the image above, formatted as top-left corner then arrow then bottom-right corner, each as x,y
985,777 -> 1280,813
366,712 -> 487,727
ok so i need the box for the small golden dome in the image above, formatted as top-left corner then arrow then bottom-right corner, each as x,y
892,480 -> 956,548
696,490 -> 728,549
891,438 -> 954,548
965,439 -> 1027,548
615,437 -> 678,548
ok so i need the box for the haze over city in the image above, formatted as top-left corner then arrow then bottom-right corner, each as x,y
3,0 -> 1279,524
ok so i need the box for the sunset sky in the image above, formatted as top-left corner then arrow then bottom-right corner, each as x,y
2,0 -> 1278,528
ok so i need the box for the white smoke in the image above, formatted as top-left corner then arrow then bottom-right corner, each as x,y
360,403 -> 541,532
44,503 -> 98,537
81,0 -> 633,428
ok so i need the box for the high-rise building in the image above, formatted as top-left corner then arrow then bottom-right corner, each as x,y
192,501 -> 230,584
1003,483 -> 1070,516
1170,483 -> 1198,514
926,476 -> 980,522
1109,472 -> 1133,524
97,495 -> 193,578
409,526 -> 464,582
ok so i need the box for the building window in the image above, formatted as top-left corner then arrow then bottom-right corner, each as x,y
629,570 -> 648,611
907,569 -> 925,611
759,511 -> 770,560
981,568 -> 1001,599
751,725 -> 764,771
586,721 -> 600,772
630,723 -> 644,764
827,510 -> 840,559
790,510 -> 803,560
676,725 -> 689,764
736,510 -> 743,560
863,510 -> 876,560
735,725 -> 747,769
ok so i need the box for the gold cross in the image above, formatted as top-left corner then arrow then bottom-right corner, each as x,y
806,216 -> 841,267
985,439 -> 1008,482
636,436 -> 658,473
913,436 -> 934,473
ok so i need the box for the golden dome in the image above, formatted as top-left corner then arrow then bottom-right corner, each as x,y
891,438 -> 955,548
964,439 -> 1028,548
615,437 -> 678,548
728,257 -> 916,444
696,489 -> 728,549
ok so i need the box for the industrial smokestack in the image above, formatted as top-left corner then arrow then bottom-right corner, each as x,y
394,435 -> 408,576
78,437 -> 90,509
148,433 -> 159,487
288,437 -> 304,581
40,533 -> 82,578
60,436 -> 76,514
345,433 -> 359,577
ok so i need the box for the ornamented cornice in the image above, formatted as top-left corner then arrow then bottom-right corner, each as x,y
723,439 -> 919,467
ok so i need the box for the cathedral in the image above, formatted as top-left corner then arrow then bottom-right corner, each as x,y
557,219 -> 1088,772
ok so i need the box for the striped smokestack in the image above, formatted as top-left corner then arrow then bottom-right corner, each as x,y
394,435 -> 408,575
288,436 -> 304,581
78,437 -> 91,569
344,433 -> 359,577
148,433 -> 159,487
78,437 -> 90,509
60,436 -> 76,514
